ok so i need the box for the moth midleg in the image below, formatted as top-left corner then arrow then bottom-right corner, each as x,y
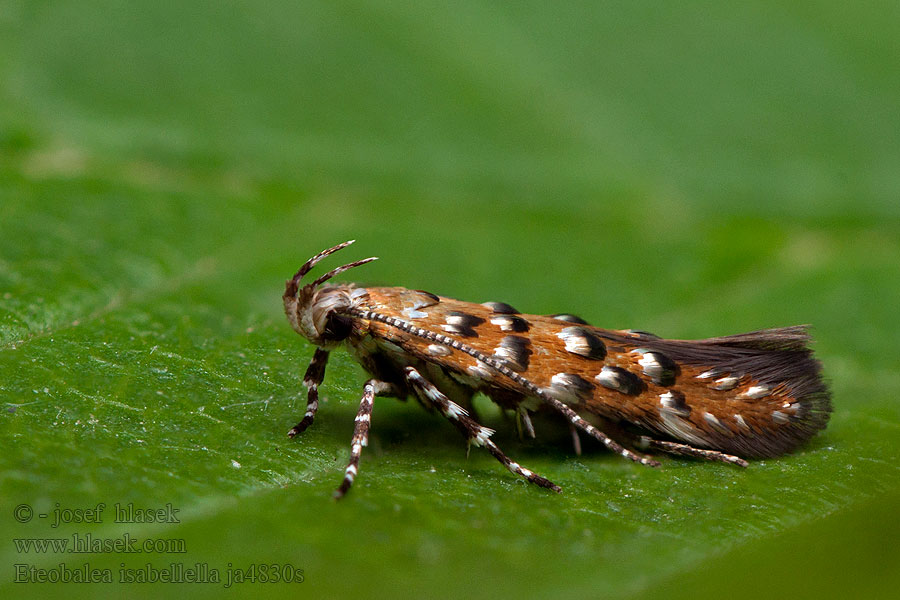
568,423 -> 582,456
288,347 -> 329,438
642,438 -> 749,468
403,366 -> 561,493
333,379 -> 404,499
516,407 -> 536,440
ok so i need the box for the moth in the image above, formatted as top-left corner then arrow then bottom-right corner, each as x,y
283,241 -> 831,498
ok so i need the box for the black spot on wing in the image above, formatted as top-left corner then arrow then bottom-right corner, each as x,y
441,311 -> 485,337
634,349 -> 678,386
659,390 -> 691,417
558,326 -> 607,360
482,301 -> 520,315
595,366 -> 644,395
549,373 -> 594,401
493,335 -> 532,372
551,313 -> 590,325
490,314 -> 530,333
414,290 -> 441,304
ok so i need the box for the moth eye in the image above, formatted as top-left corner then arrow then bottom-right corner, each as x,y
322,313 -> 352,342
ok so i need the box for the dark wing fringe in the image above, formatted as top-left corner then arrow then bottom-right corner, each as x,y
604,326 -> 832,457
684,325 -> 812,351
645,326 -> 826,400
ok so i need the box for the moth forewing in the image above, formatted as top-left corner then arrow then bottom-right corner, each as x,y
284,241 -> 831,498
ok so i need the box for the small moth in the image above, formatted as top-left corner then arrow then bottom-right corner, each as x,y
283,241 -> 831,498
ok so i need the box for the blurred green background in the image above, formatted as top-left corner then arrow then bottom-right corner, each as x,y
2,1 -> 898,598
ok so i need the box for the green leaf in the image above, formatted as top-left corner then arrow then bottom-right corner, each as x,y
2,2 -> 898,598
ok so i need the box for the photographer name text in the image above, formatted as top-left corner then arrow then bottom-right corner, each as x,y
38,503 -> 180,528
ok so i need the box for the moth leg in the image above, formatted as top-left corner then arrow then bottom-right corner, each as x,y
641,438 -> 749,468
568,422 -> 582,457
404,366 -> 561,493
333,379 -> 404,500
518,407 -> 536,440
288,348 -> 329,438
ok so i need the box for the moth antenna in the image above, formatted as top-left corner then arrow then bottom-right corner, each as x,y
312,256 -> 379,288
286,240 -> 357,296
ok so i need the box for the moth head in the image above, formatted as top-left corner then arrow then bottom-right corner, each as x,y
283,240 -> 377,348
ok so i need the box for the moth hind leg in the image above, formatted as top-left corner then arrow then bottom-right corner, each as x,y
403,366 -> 561,493
641,437 -> 749,468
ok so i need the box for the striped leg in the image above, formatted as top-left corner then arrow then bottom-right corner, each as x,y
334,379 -> 403,499
539,397 -> 660,467
404,366 -> 561,493
288,348 -> 329,438
643,438 -> 749,468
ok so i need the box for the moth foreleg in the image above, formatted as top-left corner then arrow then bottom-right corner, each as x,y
288,347 -> 329,438
333,378 -> 404,500
404,367 -> 561,493
642,438 -> 749,468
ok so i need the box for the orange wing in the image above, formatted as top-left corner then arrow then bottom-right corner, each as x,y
354,286 -> 830,458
